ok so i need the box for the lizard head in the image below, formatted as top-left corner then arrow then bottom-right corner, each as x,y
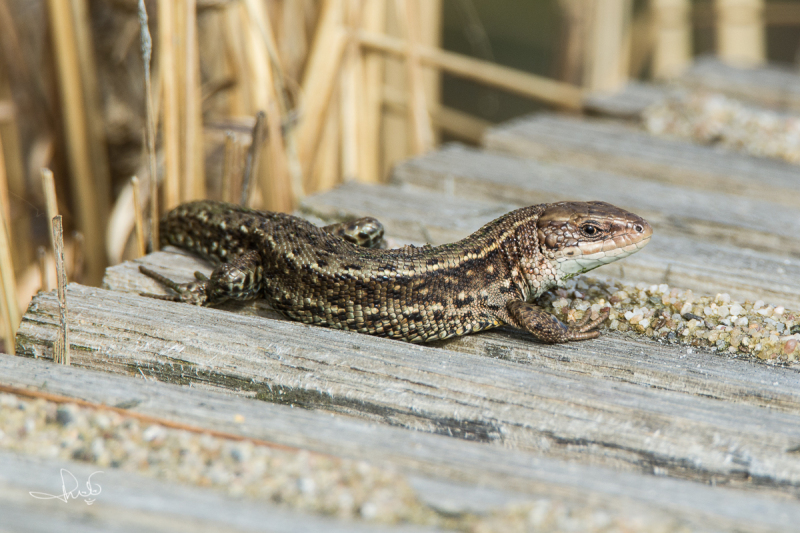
534,201 -> 652,282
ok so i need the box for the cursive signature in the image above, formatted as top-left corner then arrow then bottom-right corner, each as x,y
29,469 -> 103,505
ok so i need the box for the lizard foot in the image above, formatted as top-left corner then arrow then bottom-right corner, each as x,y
507,300 -> 610,343
138,266 -> 211,306
564,307 -> 610,341
322,217 -> 385,248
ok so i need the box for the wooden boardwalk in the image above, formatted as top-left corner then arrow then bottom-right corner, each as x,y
7,59 -> 800,531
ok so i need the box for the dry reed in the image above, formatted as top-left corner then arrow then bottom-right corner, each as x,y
382,89 -> 490,144
265,101 -> 293,211
0,133 -> 8,224
131,176 -> 146,257
159,0 -> 181,210
47,0 -> 107,284
296,0 -> 348,190
357,30 -> 584,110
40,168 -> 58,252
241,111 -> 266,206
182,0 -> 206,201
138,0 -> 159,251
396,0 -> 434,154
37,246 -> 49,293
242,0 -> 297,211
51,215 -> 69,365
68,0 -> 111,216
340,0 -> 362,183
358,0 -> 387,183
0,186 -> 17,355
71,231 -> 85,284
221,131 -> 241,203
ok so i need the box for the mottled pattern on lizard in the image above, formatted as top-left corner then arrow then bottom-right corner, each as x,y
140,200 -> 652,343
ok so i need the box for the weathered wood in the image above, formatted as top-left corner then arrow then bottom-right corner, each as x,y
14,282 -> 800,497
483,113 -> 800,211
391,143 -> 800,253
585,58 -> 800,119
296,182 -> 515,246
583,81 -> 669,118
0,449 -> 430,533
681,56 -> 800,112
3,354 -> 800,532
103,249 -> 800,413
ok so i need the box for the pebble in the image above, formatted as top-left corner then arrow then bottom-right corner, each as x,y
56,405 -> 78,426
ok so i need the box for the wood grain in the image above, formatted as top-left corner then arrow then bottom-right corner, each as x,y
585,59 -> 800,119
483,113 -> 800,211
4,353 -> 800,532
15,280 -> 800,496
102,249 -> 800,415
681,57 -> 800,112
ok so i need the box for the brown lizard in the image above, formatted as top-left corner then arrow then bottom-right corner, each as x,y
140,200 -> 652,343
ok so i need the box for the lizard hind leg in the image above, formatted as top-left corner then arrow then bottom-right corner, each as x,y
322,217 -> 385,248
506,300 -> 609,343
207,250 -> 265,302
139,250 -> 265,306
139,266 -> 213,305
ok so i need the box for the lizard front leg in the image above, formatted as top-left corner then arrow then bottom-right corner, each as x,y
506,300 -> 609,343
140,250 -> 264,306
322,217 -> 385,248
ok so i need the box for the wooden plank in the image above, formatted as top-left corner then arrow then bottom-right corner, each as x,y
14,283 -> 800,496
587,58 -> 800,119
483,113 -> 800,212
0,449 -> 428,533
3,354 -> 800,532
681,57 -> 800,111
583,81 -> 668,118
102,248 -> 800,412
295,182 -> 515,246
389,145 -> 800,307
391,143 -> 799,249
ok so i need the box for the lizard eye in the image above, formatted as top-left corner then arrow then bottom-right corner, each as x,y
581,224 -> 601,237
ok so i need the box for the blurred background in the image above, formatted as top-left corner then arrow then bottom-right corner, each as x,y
2,0 -> 800,351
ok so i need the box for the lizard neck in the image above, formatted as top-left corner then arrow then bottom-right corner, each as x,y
488,208 -> 554,302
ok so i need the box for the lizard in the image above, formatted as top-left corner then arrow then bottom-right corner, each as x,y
139,200 -> 652,344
